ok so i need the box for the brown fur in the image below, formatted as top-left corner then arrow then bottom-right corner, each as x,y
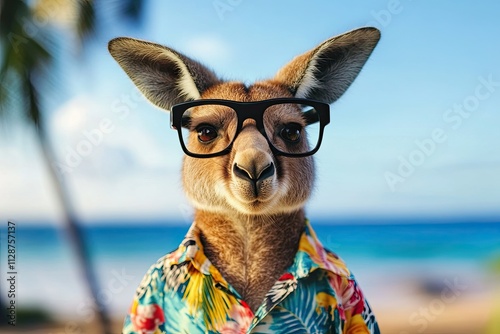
195,210 -> 305,310
108,27 -> 380,312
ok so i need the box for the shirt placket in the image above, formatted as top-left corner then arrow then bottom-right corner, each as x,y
247,272 -> 299,333
209,269 -> 299,333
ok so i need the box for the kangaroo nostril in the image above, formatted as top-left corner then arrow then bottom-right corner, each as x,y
233,163 -> 253,182
257,162 -> 275,182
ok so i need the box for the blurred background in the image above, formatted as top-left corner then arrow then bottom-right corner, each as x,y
0,0 -> 499,333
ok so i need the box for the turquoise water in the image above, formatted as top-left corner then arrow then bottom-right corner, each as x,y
17,220 -> 499,261
2,219 -> 499,318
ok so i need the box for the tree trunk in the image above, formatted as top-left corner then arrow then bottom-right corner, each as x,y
37,129 -> 113,334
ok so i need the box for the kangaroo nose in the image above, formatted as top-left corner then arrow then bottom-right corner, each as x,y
233,162 -> 275,184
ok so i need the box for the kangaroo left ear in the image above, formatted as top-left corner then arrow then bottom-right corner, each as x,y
274,27 -> 381,104
108,37 -> 221,111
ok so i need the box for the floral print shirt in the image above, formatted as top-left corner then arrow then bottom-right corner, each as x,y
123,220 -> 380,334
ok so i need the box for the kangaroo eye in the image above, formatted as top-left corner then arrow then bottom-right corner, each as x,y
280,124 -> 302,143
197,125 -> 218,143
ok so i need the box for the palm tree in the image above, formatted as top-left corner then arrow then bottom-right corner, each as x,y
0,1 -> 143,332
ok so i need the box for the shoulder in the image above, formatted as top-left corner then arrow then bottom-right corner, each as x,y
321,247 -> 354,280
135,250 -> 190,300
319,248 -> 367,308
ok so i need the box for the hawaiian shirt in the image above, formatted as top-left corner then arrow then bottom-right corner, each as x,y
123,220 -> 380,333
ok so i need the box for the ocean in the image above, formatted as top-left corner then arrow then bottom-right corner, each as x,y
2,219 -> 499,322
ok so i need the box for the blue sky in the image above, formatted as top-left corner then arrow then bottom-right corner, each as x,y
1,0 -> 499,224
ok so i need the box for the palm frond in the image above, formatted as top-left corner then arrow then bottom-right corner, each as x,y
75,0 -> 96,41
0,0 -> 30,34
122,0 -> 143,22
0,0 -> 52,127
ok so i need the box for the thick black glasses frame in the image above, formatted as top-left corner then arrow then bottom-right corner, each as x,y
170,98 -> 330,158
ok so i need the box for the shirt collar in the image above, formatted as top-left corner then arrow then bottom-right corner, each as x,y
292,219 -> 352,279
169,219 -> 351,281
169,223 -> 227,282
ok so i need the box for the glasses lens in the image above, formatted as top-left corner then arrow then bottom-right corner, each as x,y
180,104 -> 237,156
263,102 -> 321,155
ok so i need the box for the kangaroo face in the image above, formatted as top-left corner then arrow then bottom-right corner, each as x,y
108,28 -> 380,217
182,82 -> 314,215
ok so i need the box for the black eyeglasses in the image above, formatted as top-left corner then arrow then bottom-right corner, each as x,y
170,98 -> 330,158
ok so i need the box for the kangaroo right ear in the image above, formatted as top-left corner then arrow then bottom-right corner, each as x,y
108,37 -> 220,111
275,27 -> 381,104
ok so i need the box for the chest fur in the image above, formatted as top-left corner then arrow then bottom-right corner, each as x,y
196,212 -> 304,312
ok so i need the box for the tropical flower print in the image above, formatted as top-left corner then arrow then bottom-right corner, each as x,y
217,302 -> 254,333
129,300 -> 165,334
122,220 -> 380,334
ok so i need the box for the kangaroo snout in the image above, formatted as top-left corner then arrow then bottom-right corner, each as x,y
233,161 -> 275,193
231,146 -> 277,200
233,160 -> 275,182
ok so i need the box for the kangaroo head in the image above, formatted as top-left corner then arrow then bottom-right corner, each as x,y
108,28 -> 380,217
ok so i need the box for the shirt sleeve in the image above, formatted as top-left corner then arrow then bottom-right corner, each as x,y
340,278 -> 380,334
122,261 -> 167,334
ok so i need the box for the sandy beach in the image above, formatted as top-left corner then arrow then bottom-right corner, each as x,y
373,276 -> 499,334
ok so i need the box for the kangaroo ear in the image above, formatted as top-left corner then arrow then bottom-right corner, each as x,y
108,37 -> 221,110
275,27 -> 380,104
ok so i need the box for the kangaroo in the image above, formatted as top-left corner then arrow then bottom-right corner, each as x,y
110,27 -> 381,334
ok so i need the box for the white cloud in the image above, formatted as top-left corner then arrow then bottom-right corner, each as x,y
50,94 -> 179,173
181,34 -> 233,66
51,95 -> 94,140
